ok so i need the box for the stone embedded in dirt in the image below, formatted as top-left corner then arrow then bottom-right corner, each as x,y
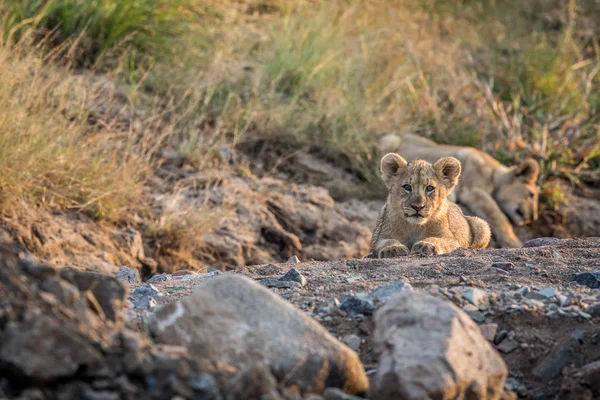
523,237 -> 562,248
579,360 -> 600,395
147,273 -> 171,284
149,275 -> 369,395
516,287 -> 530,297
504,377 -> 528,398
372,291 -> 507,400
527,287 -> 559,301
339,294 -> 375,316
370,280 -> 412,304
479,267 -> 510,276
133,296 -> 157,310
570,271 -> 600,289
588,302 -> 600,315
495,339 -> 519,354
491,262 -> 515,271
0,315 -> 103,382
259,277 -> 301,290
342,334 -> 362,351
286,255 -> 300,264
131,283 -> 161,298
533,330 -> 585,378
280,267 -> 307,287
462,287 -> 489,309
116,266 -> 141,285
480,323 -> 499,342
172,269 -> 193,277
59,268 -> 126,324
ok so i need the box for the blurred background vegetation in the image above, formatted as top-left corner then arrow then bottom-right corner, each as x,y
1,0 -> 599,219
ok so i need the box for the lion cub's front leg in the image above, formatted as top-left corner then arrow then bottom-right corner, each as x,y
375,239 -> 410,259
411,237 -> 461,256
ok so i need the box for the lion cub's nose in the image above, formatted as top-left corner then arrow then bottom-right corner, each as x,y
411,205 -> 425,212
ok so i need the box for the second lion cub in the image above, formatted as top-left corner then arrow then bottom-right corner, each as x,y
370,153 -> 491,258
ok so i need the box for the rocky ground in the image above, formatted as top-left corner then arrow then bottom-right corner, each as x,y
124,237 -> 600,398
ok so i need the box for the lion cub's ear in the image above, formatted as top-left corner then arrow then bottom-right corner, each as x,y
381,153 -> 408,187
513,158 -> 539,184
434,157 -> 461,190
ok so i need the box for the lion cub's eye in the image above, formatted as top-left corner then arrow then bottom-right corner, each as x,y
426,185 -> 435,193
402,184 -> 412,192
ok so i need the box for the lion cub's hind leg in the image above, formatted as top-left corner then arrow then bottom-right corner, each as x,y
466,216 -> 491,249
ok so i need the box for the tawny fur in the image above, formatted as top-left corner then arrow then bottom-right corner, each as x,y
369,154 -> 491,258
379,133 -> 539,248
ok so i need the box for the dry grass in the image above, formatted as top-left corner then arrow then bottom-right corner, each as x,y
145,0 -> 600,202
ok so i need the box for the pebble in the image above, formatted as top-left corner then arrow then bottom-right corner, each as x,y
571,271 -> 600,289
479,267 -> 510,275
147,273 -> 170,284
496,338 -> 519,354
588,302 -> 600,316
131,284 -> 161,298
370,280 -> 412,304
462,288 -> 489,309
286,255 -> 300,264
280,268 -> 307,287
133,296 -> 157,310
528,287 -> 558,302
341,334 -> 361,351
115,266 -> 141,285
504,377 -> 528,397
491,262 -> 515,271
339,295 -> 375,317
516,287 -> 530,297
259,278 -> 301,290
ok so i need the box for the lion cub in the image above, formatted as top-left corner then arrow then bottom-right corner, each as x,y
370,153 -> 491,258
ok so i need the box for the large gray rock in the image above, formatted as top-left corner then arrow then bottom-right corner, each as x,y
0,316 -> 103,382
150,274 -> 368,396
372,291 -> 508,400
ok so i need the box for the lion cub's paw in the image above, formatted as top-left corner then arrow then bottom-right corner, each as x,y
378,244 -> 410,259
411,241 -> 442,256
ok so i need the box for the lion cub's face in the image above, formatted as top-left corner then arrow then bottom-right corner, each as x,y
495,159 -> 540,226
381,153 -> 461,225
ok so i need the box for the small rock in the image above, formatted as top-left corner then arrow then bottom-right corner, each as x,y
131,284 -> 161,298
523,237 -> 561,248
516,287 -> 530,296
492,262 -> 515,271
479,267 -> 510,275
588,302 -> 600,315
323,387 -> 364,400
133,296 -> 157,310
286,255 -> 300,264
467,311 -> 486,323
494,330 -> 509,345
479,323 -> 498,342
280,268 -> 307,287
147,273 -> 170,284
116,266 -> 141,285
496,339 -> 519,354
372,292 -> 507,400
504,377 -> 527,397
525,264 -> 540,274
342,334 -> 361,351
579,360 -> 600,394
339,295 -> 375,316
259,278 -> 301,290
579,311 -> 592,320
528,287 -> 558,301
533,330 -> 585,378
559,294 -> 572,307
370,280 -> 412,304
571,271 -> 600,289
462,287 -> 489,309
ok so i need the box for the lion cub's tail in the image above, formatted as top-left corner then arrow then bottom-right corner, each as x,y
466,216 -> 491,248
